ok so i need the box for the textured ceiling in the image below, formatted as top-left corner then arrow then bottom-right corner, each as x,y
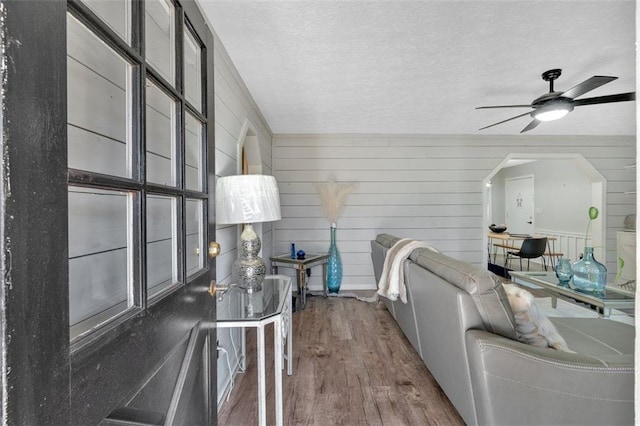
198,1 -> 636,135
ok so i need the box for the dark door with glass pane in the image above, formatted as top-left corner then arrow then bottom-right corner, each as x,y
1,0 -> 217,424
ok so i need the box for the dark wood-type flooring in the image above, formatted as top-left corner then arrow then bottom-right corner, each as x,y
217,293 -> 464,425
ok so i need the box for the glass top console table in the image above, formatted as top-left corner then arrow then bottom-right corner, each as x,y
217,275 -> 292,426
509,271 -> 635,318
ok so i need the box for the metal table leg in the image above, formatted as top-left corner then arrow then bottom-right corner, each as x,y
257,324 -> 266,426
287,306 -> 293,376
297,266 -> 306,310
548,239 -> 556,270
322,263 -> 328,298
274,317 -> 283,426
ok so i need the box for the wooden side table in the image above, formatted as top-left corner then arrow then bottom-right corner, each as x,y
270,253 -> 329,310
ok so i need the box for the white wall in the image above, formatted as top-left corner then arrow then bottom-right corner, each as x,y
272,134 -> 636,291
212,31 -> 274,408
491,159 -> 592,233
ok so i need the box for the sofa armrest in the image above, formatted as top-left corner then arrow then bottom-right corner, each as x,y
466,329 -> 634,426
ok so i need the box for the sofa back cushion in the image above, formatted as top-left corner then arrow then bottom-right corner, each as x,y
409,248 -> 517,340
374,233 -> 402,249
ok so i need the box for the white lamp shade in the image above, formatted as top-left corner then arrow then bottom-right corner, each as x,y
215,174 -> 282,225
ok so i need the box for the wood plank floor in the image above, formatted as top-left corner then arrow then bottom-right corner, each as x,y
217,293 -> 464,425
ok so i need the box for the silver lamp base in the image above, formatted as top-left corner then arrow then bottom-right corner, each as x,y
232,257 -> 266,292
232,223 -> 266,292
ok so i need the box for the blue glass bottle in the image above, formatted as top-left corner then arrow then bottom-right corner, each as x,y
571,247 -> 607,295
327,225 -> 342,293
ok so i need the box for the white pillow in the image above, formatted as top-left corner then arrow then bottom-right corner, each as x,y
503,284 -> 573,352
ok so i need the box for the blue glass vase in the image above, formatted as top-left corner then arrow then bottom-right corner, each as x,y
571,247 -> 607,295
327,226 -> 342,293
555,258 -> 573,286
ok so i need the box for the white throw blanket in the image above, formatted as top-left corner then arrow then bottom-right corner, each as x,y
377,238 -> 439,303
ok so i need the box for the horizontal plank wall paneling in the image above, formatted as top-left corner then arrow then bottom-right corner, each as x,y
211,30 -> 274,408
272,134 -> 636,291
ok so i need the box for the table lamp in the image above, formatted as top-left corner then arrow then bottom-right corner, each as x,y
215,174 -> 281,292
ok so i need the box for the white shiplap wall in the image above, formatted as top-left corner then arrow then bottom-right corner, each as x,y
212,31 -> 274,408
272,134 -> 636,291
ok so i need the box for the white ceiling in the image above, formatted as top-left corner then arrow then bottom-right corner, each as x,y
198,0 -> 637,136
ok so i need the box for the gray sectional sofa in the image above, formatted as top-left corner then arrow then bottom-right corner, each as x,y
371,233 -> 635,426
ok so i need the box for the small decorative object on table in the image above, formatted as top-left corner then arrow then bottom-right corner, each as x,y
572,247 -> 607,295
555,258 -> 573,285
290,243 -> 296,259
624,213 -> 635,230
489,224 -> 507,233
572,207 -> 607,295
314,179 -> 356,293
296,250 -> 306,260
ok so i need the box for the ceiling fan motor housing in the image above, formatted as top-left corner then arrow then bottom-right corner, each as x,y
532,92 -> 565,105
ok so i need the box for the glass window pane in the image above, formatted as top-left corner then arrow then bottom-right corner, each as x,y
80,0 -> 131,44
69,186 -> 132,339
147,195 -> 178,297
67,14 -> 132,178
184,29 -> 202,112
185,112 -> 203,191
146,79 -> 176,186
186,199 -> 204,276
145,0 -> 175,85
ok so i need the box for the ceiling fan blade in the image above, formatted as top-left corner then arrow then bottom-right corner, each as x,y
573,92 -> 635,106
561,76 -> 617,99
520,119 -> 541,133
479,111 -> 531,130
476,105 -> 533,109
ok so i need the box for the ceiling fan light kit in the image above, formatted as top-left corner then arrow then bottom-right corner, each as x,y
532,99 -> 573,122
477,68 -> 635,132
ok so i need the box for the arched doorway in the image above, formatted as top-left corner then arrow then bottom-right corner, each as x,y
236,119 -> 267,249
482,153 -> 606,269
239,120 -> 261,175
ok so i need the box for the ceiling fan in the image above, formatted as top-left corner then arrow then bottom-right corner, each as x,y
477,69 -> 636,133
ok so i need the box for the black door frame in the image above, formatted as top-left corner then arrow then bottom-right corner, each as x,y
1,0 -> 70,423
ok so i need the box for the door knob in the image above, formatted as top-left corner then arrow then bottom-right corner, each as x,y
208,242 -> 221,258
209,280 -> 230,301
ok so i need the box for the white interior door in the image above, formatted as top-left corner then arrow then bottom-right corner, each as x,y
505,175 -> 534,235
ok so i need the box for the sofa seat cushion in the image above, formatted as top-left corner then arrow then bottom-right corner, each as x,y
409,248 -> 517,340
550,317 -> 635,359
